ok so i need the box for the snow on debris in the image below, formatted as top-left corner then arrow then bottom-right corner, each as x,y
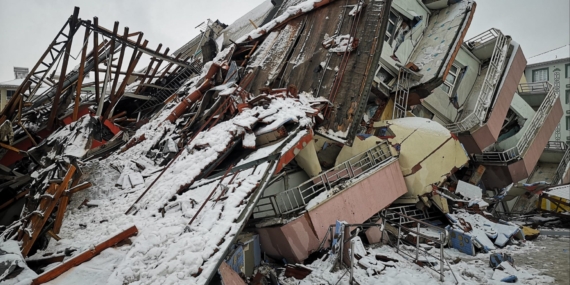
236,0 -> 326,44
33,88 -> 319,285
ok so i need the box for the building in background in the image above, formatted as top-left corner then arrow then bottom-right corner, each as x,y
524,44 -> 570,144
0,67 -> 30,110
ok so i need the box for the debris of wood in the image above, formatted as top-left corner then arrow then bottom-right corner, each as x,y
284,264 -> 312,280
30,225 -> 138,285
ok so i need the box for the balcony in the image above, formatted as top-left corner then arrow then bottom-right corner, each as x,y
526,141 -> 570,185
447,29 -> 510,134
253,142 -> 407,263
471,84 -> 563,188
253,141 -> 395,219
517,81 -> 551,109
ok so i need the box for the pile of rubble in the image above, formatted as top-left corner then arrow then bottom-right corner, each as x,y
0,0 -> 567,284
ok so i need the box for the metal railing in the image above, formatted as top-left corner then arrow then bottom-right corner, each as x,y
546,140 -> 568,151
447,29 -> 509,133
552,146 -> 570,184
472,84 -> 558,164
392,67 -> 411,119
253,142 -> 394,218
518,81 -> 551,95
466,28 -> 501,49
381,210 -> 457,283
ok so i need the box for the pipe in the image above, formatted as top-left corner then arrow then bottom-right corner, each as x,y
165,62 -> 221,122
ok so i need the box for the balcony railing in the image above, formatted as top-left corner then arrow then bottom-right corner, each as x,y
253,142 -> 395,219
447,29 -> 509,133
472,84 -> 558,164
545,140 -> 568,151
551,146 -> 570,184
518,81 -> 551,95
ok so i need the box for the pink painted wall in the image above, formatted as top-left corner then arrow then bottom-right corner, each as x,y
307,160 -> 407,241
257,160 -> 407,263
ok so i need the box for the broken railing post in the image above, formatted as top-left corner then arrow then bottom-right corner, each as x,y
30,226 -> 138,285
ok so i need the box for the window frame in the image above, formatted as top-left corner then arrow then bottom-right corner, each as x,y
566,116 -> 570,131
385,10 -> 401,43
439,64 -> 460,96
567,89 -> 570,105
6,90 -> 15,99
565,63 -> 570,79
532,67 -> 549,82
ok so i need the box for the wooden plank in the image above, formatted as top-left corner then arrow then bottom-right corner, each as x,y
21,166 -> 76,257
65,182 -> 92,196
0,189 -> 29,211
31,225 -> 138,285
53,172 -> 83,234
0,142 -> 22,153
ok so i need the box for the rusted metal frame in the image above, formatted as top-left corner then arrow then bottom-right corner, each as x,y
106,27 -> 129,116
96,21 -> 119,117
324,0 -> 362,118
72,22 -> 91,122
82,21 -> 197,71
0,19 -> 72,120
213,170 -> 240,203
186,164 -> 235,228
104,33 -> 146,119
93,17 -> 102,104
0,189 -> 29,211
153,54 -> 180,84
125,92 -> 231,215
47,8 -> 80,130
31,225 -> 138,285
240,41 -> 259,68
138,48 -> 171,94
134,44 -> 162,93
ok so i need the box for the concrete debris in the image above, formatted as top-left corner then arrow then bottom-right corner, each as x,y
0,0 -> 566,284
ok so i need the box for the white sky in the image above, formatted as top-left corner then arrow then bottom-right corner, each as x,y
0,0 -> 568,81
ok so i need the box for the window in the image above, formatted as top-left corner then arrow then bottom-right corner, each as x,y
439,65 -> 460,95
375,67 -> 395,85
385,11 -> 400,42
566,64 -> 570,78
567,90 -> 570,104
7,90 -> 15,100
566,116 -> 570,131
532,68 -> 549,82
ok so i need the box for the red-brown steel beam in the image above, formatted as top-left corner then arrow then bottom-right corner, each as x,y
107,27 -> 129,111
104,35 -> 147,119
72,22 -> 91,122
138,48 -> 170,94
134,44 -> 162,94
93,17 -> 101,104
47,7 -> 80,130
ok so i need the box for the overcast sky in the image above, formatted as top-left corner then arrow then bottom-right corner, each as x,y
0,0 -> 568,81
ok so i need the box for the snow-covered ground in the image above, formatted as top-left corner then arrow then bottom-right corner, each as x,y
279,241 -> 557,285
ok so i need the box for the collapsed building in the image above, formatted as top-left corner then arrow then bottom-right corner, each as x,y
0,0 -> 567,284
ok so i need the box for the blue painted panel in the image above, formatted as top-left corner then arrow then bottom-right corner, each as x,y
448,227 -> 475,256
253,235 -> 261,267
227,245 -> 244,275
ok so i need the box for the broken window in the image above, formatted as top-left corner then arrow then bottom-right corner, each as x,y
532,68 -> 548,82
385,11 -> 400,43
439,65 -> 459,95
497,109 -> 525,143
7,90 -> 15,100
411,104 -> 434,119
375,66 -> 395,85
